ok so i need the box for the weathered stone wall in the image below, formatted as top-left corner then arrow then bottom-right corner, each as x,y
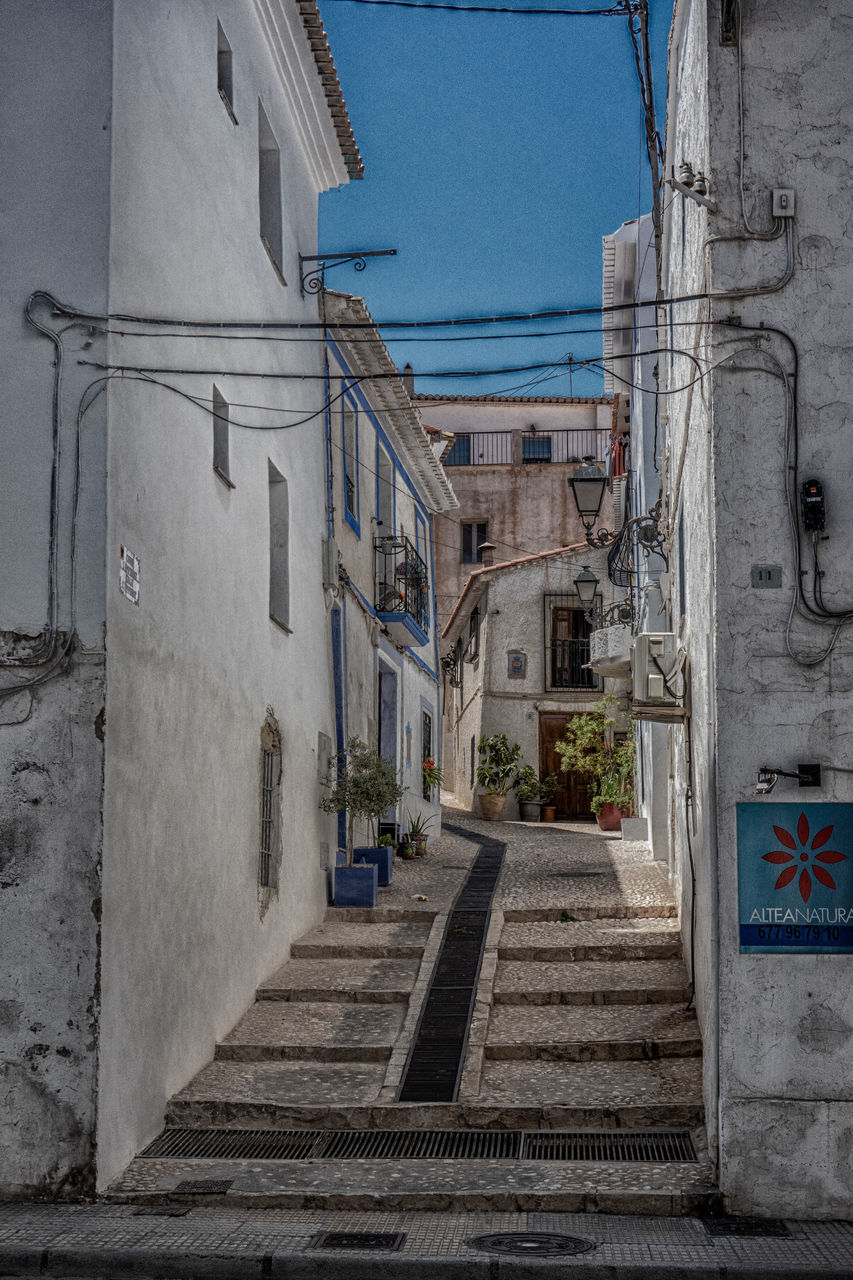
666,0 -> 853,1217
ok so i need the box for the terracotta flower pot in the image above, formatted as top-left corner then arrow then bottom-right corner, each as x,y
541,805 -> 556,822
596,802 -> 631,832
479,793 -> 507,821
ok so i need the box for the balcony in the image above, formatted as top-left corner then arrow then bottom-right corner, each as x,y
443,427 -> 609,468
375,535 -> 430,648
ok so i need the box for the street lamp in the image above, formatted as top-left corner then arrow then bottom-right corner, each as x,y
568,457 -> 608,531
573,565 -> 600,610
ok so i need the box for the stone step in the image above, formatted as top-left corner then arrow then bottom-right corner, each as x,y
502,904 -> 678,922
257,957 -> 420,1003
493,958 -> 690,1006
214,1002 -> 405,1063
107,1153 -> 719,1216
290,921 -> 432,960
499,918 -> 683,962
485,1004 -> 702,1062
477,1058 -> 704,1123
165,1060 -> 704,1132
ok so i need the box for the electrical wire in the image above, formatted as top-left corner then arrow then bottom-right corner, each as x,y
322,0 -> 632,12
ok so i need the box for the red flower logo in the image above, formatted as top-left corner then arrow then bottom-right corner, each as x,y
763,812 -> 847,903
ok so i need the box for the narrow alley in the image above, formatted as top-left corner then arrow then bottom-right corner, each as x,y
107,813 -> 712,1213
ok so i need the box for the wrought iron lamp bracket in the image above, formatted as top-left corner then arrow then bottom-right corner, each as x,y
299,249 -> 397,296
584,499 -> 668,567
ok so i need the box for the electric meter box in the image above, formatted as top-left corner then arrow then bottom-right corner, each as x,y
632,632 -> 679,705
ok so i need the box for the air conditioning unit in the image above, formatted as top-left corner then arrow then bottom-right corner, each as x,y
631,632 -> 689,721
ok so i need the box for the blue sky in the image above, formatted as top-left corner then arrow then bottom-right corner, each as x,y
318,0 -> 672,398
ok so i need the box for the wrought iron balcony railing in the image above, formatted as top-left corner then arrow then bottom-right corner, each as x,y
374,535 -> 430,648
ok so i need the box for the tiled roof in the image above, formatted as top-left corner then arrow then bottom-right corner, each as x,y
297,0 -> 364,179
441,542 -> 589,637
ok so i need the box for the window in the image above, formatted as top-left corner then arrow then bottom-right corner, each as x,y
268,461 -> 290,629
258,102 -> 283,280
422,709 -> 433,800
212,384 -> 233,485
258,714 -> 282,906
467,606 -> 480,661
545,596 -> 599,690
461,520 -> 488,564
521,433 -> 552,463
217,22 -> 236,121
444,435 -> 470,466
342,396 -> 359,531
377,444 -> 394,533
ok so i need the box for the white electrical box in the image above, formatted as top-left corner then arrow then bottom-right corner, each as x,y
322,537 -> 339,589
632,632 -> 684,710
772,188 -> 796,218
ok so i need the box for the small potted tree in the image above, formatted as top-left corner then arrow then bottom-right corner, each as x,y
513,765 -> 542,822
476,733 -> 522,820
320,737 -> 406,903
554,697 -> 635,831
539,773 -> 558,822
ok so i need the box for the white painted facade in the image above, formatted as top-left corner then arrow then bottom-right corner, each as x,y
601,215 -> 670,861
661,0 -> 853,1217
323,293 -> 458,847
441,547 -> 618,819
0,0 -> 360,1194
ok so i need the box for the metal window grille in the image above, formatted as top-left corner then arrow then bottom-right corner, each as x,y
259,748 -> 276,887
422,711 -> 433,800
521,432 -> 552,463
374,535 -> 429,632
544,595 -> 601,691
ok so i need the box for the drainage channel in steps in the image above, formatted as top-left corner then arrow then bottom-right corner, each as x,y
140,1127 -> 698,1163
397,829 -> 505,1102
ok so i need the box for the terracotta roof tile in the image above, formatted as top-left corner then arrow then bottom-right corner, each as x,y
297,0 -> 363,179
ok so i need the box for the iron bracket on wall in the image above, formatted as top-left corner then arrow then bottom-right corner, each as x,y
299,249 -> 397,296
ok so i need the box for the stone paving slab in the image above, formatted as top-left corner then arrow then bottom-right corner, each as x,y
169,1061 -> 387,1111
499,918 -> 682,961
257,958 -> 420,1003
106,1155 -> 718,1215
477,1058 -> 703,1113
216,1003 -> 406,1062
485,1004 -> 702,1061
291,921 -> 432,959
493,958 -> 691,1005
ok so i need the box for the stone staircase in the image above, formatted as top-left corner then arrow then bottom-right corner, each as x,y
108,882 -> 718,1214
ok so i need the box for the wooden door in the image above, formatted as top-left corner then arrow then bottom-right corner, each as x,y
539,712 -> 594,819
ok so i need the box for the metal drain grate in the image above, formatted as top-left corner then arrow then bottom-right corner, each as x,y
467,1232 -> 595,1257
309,1232 -> 405,1251
525,1130 -> 698,1163
171,1178 -> 233,1194
141,1127 -> 697,1163
703,1217 -> 790,1237
143,1128 -> 320,1160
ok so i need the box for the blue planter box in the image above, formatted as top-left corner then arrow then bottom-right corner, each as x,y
354,845 -> 393,886
334,864 -> 378,908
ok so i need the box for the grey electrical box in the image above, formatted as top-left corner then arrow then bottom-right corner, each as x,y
750,564 -> 782,588
772,188 -> 796,218
321,537 -> 338,589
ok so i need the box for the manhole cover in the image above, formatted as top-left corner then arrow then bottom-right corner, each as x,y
309,1232 -> 406,1251
467,1232 -> 595,1257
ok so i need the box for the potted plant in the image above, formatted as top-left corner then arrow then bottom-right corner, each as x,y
406,811 -> 434,856
539,773 -> 558,822
320,737 -> 406,902
397,829 -> 416,860
422,756 -> 443,799
554,698 -> 635,832
513,765 -> 542,822
476,733 -> 522,820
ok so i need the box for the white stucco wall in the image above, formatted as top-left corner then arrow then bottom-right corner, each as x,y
0,0 -> 115,1197
665,0 -> 853,1216
1,0 -> 354,1194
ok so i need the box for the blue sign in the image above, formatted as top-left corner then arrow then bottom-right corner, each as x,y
737,803 -> 853,953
